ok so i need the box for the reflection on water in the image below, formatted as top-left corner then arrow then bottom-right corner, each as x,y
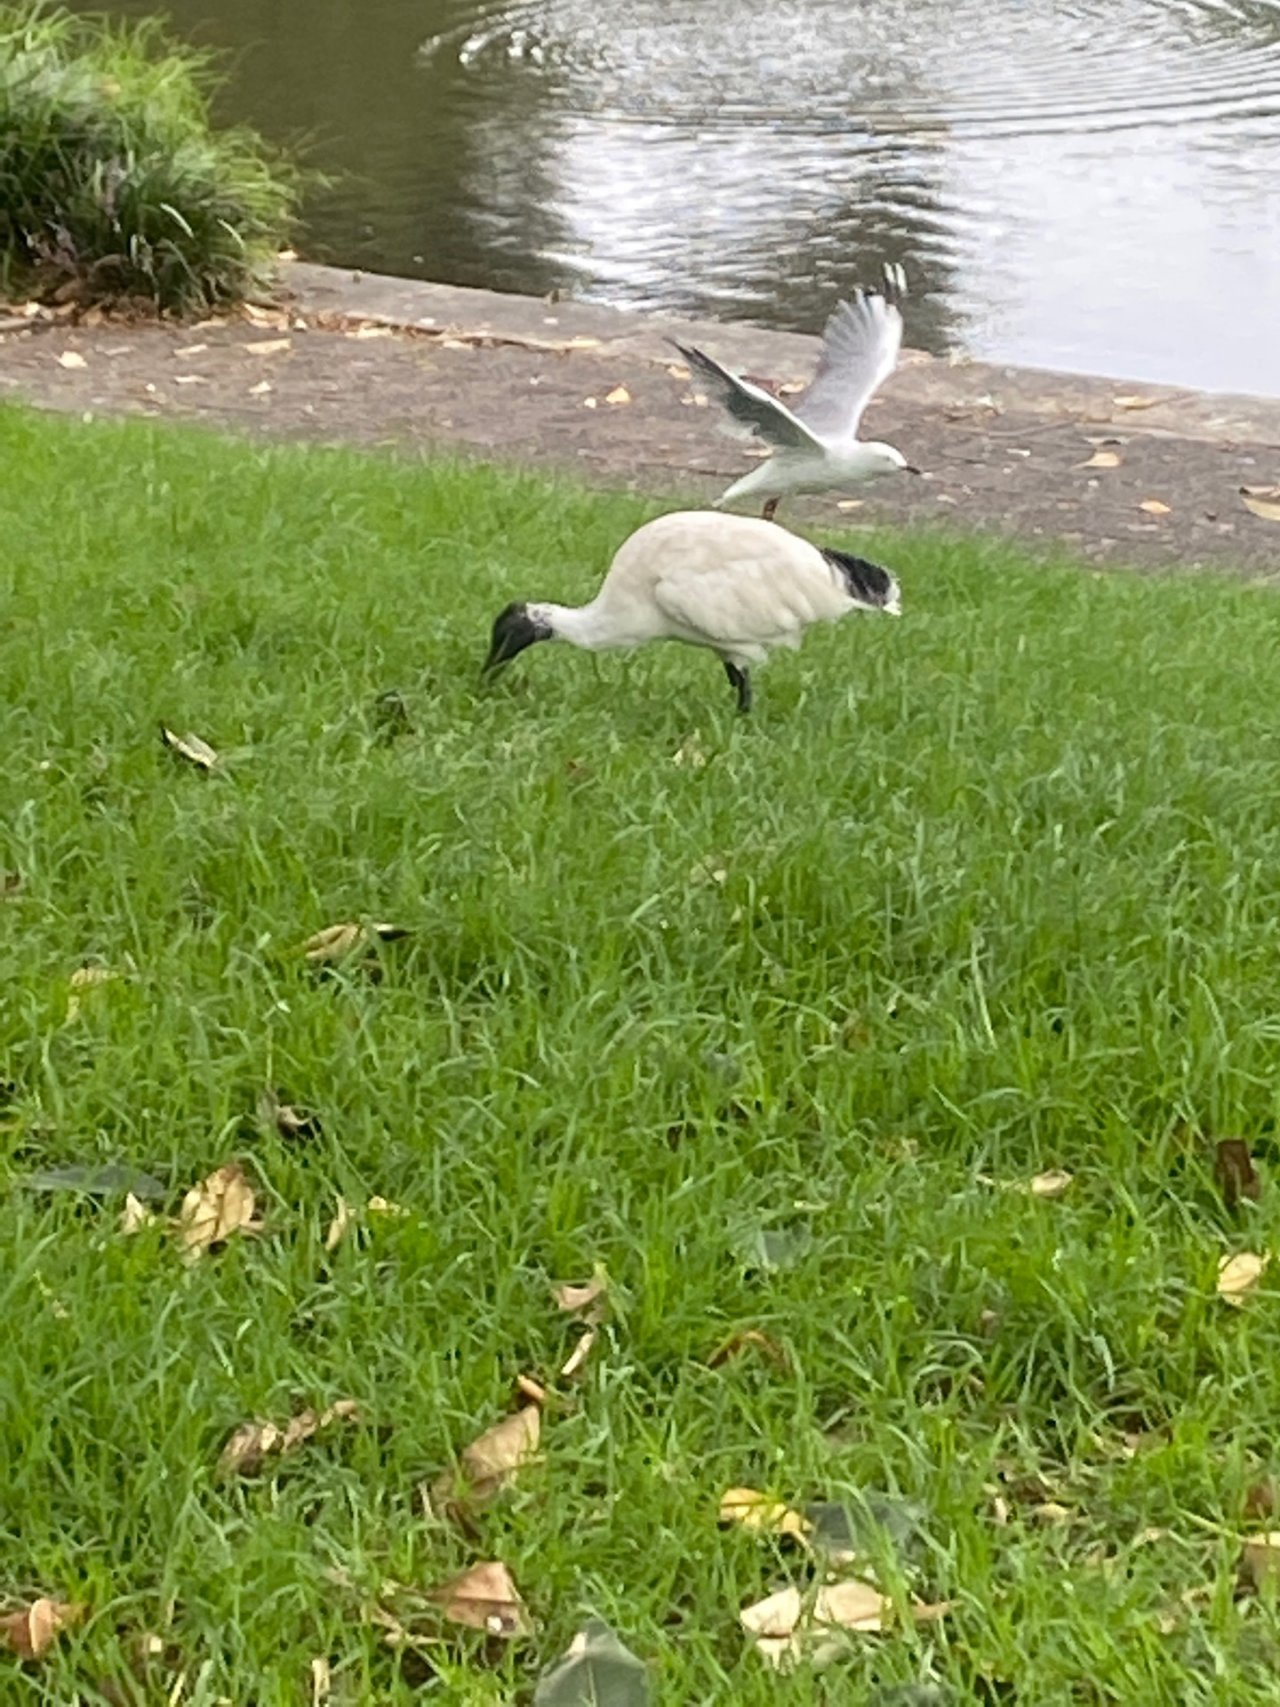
70,0 -> 1280,392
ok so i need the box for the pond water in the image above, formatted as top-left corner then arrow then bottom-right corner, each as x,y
78,0 -> 1280,393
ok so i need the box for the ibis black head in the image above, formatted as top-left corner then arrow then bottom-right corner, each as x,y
483,601 -> 554,677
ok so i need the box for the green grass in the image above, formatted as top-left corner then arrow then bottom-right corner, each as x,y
2,400 -> 1280,1703
0,2 -> 296,312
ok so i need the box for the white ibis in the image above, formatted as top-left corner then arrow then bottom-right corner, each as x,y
674,265 -> 919,520
483,509 -> 900,713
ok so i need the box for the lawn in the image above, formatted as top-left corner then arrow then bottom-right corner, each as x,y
2,400 -> 1279,1704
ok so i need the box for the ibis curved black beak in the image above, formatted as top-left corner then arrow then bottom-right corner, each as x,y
903,464 -> 924,476
482,602 -> 552,678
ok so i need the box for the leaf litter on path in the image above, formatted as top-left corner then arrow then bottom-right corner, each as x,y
219,1398 -> 360,1475
177,1162 -> 259,1260
534,1620 -> 650,1705
1240,484 -> 1280,522
427,1560 -> 529,1637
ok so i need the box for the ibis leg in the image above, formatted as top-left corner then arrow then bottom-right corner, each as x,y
723,660 -> 753,714
762,498 -> 779,522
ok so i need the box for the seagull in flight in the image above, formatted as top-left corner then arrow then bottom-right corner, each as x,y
482,509 -> 900,714
674,264 -> 920,520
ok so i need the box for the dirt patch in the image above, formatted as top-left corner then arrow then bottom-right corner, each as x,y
2,262 -> 1279,576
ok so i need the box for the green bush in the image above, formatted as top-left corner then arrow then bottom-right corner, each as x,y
0,2 -> 298,312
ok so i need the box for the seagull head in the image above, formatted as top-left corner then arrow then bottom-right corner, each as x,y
483,601 -> 555,676
860,441 -> 923,478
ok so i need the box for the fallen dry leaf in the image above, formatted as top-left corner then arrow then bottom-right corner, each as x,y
836,499 -> 865,511
582,396 -> 598,409
553,1264 -> 610,1322
244,337 -> 291,356
1215,1139 -> 1261,1209
160,726 -> 219,771
173,374 -> 207,386
605,384 -> 632,405
1112,393 -> 1159,410
1029,1169 -> 1074,1199
708,1328 -> 789,1369
719,1487 -> 809,1540
1217,1249 -> 1269,1306
0,1597 -> 83,1659
1240,485 -> 1280,523
219,1398 -> 359,1475
560,1326 -> 598,1380
741,1579 -> 896,1670
174,342 -> 207,357
367,1194 -> 406,1216
1244,1531 -> 1280,1588
56,350 -> 87,369
325,1195 -> 352,1252
1139,498 -> 1171,515
177,1162 -> 257,1260
65,962 -> 120,1021
1030,1500 -> 1074,1525
311,1654 -> 331,1704
666,362 -> 690,380
1079,450 -> 1121,469
427,1560 -> 529,1637
119,1192 -> 156,1235
433,1405 -> 541,1512
300,921 -> 409,964
249,379 -> 273,396
257,1090 -> 322,1141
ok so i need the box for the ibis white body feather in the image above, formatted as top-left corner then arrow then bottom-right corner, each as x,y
483,510 -> 900,713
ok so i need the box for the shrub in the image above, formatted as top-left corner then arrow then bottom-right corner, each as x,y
0,2 -> 298,312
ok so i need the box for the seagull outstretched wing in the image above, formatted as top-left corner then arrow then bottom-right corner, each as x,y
791,266 -> 906,442
672,341 -> 826,454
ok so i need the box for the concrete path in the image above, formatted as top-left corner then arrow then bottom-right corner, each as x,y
3,261 -> 1279,575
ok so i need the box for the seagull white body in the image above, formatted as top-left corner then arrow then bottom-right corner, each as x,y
675,265 -> 917,518
483,510 -> 900,713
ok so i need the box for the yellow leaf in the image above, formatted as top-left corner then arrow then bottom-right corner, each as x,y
1243,1531 -> 1280,1588
177,1162 -> 257,1261
160,726 -> 219,771
311,1655 -> 331,1704
560,1326 -> 598,1379
56,350 -> 87,370
1240,485 -> 1280,523
427,1560 -> 528,1637
119,1192 -> 156,1235
300,921 -> 409,964
1217,1250 -> 1269,1305
65,962 -> 120,1020
605,384 -> 632,405
243,337 -> 292,356
552,1264 -> 610,1321
1079,450 -> 1120,469
0,1597 -> 83,1659
741,1576 -> 937,1669
1139,498 -> 1171,515
1030,1169 -> 1074,1199
719,1486 -> 810,1539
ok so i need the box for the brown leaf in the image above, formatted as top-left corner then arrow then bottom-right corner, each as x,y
708,1328 -> 789,1369
1217,1249 -> 1269,1305
552,1264 -> 610,1322
160,726 -> 219,771
604,384 -> 631,405
219,1398 -> 359,1474
1240,485 -> 1280,523
325,1195 -> 352,1252
0,1597 -> 83,1659
1215,1139 -> 1261,1209
427,1560 -> 529,1637
1079,450 -> 1121,469
1244,1477 -> 1278,1522
559,1326 -> 598,1380
1139,498 -> 1171,515
433,1405 -> 540,1511
719,1487 -> 809,1540
177,1162 -> 257,1260
1243,1531 -> 1280,1589
244,337 -> 292,356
